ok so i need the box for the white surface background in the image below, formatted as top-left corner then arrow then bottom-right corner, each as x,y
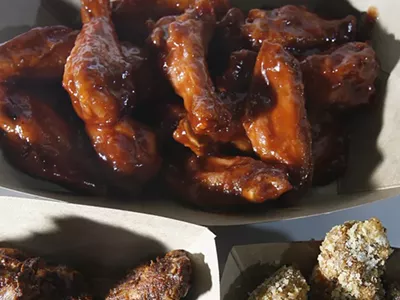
1,188 -> 399,272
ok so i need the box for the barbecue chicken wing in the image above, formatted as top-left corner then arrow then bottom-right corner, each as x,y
309,112 -> 348,186
106,250 -> 192,300
243,41 -> 312,187
0,26 -> 78,83
63,0 -> 161,186
150,1 -> 237,142
302,42 -> 380,111
0,248 -> 91,300
0,84 -> 108,195
173,49 -> 256,156
242,5 -> 356,54
166,152 -> 292,208
112,0 -> 230,43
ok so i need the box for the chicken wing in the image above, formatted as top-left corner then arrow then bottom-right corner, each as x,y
166,151 -> 292,208
106,250 -> 192,300
243,41 -> 312,187
0,84 -> 107,195
309,112 -> 348,186
0,248 -> 91,300
112,0 -> 230,44
302,42 -> 379,111
208,7 -> 247,77
311,218 -> 392,299
150,1 -> 236,142
63,0 -> 161,184
242,5 -> 356,54
0,26 -> 78,83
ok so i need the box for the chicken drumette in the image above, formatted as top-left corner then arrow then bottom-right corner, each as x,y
63,0 -> 161,189
0,248 -> 91,300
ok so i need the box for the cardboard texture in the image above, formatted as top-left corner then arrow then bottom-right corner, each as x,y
0,0 -> 400,225
0,196 -> 220,299
220,242 -> 400,299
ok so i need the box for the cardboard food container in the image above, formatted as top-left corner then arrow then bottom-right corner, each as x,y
0,0 -> 400,226
0,196 -> 220,299
220,242 -> 400,299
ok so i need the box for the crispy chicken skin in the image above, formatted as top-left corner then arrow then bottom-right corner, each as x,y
243,41 -> 312,188
150,1 -> 237,142
0,84 -> 107,195
242,5 -> 356,53
311,218 -> 392,300
0,248 -> 91,300
0,26 -> 78,82
63,0 -> 161,184
302,42 -> 380,110
166,152 -> 292,208
248,266 -> 309,300
106,250 -> 192,300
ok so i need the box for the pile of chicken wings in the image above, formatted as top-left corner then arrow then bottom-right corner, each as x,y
0,0 -> 379,210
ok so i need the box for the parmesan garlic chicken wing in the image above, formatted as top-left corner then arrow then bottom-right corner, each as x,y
242,5 -> 356,54
63,0 -> 161,187
243,41 -> 312,188
0,26 -> 78,83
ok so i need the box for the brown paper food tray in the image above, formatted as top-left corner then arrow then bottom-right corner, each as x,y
0,0 -> 400,225
220,241 -> 400,299
0,196 -> 220,299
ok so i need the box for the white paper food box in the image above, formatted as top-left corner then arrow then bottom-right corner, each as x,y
0,0 -> 399,225
0,196 -> 220,299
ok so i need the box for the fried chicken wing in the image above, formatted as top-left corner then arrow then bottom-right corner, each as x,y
0,248 -> 91,300
0,84 -> 107,195
0,26 -> 78,83
166,151 -> 292,208
248,266 -> 309,300
150,2 -> 237,142
106,250 -> 192,300
302,42 -> 380,111
309,112 -> 348,186
243,41 -> 312,187
311,218 -> 392,300
242,5 -> 356,54
63,0 -> 161,184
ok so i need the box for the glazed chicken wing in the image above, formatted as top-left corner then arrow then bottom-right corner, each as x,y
0,26 -> 78,83
63,0 -> 161,184
166,152 -> 292,208
242,5 -> 356,54
302,42 -> 380,111
106,250 -> 192,300
0,248 -> 91,300
243,41 -> 312,187
0,84 -> 107,195
309,112 -> 348,186
112,0 -> 230,44
150,1 -> 237,142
